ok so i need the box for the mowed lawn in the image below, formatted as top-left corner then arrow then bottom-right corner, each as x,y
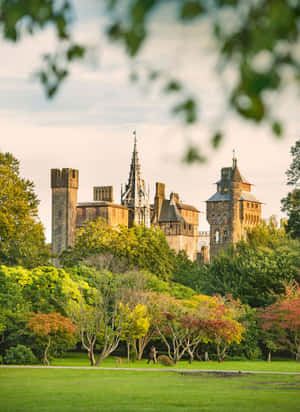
1,368 -> 300,412
51,352 -> 300,373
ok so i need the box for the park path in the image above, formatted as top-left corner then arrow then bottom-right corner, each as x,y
0,365 -> 300,375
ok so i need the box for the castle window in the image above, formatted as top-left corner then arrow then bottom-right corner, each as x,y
256,204 -> 258,208
223,214 -> 228,224
215,229 -> 220,243
218,215 -> 222,224
247,202 -> 250,208
212,214 -> 216,224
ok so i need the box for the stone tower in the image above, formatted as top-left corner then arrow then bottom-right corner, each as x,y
206,155 -> 262,257
121,132 -> 150,227
51,168 -> 79,257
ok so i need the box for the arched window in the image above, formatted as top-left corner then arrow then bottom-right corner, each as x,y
215,229 -> 220,243
218,215 -> 222,224
212,214 -> 216,224
223,214 -> 228,224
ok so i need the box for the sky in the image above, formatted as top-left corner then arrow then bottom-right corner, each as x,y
0,1 -> 298,242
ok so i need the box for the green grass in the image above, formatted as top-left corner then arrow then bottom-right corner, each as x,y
1,368 -> 300,411
51,352 -> 300,373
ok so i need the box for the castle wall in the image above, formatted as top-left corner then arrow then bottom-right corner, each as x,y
159,222 -> 198,261
76,203 -> 128,228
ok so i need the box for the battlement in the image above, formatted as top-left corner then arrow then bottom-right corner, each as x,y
51,168 -> 79,189
94,186 -> 114,202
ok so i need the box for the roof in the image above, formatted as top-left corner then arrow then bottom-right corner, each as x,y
206,192 -> 230,202
159,199 -> 185,223
239,191 -> 261,203
215,167 -> 251,185
77,202 -> 128,210
176,202 -> 199,213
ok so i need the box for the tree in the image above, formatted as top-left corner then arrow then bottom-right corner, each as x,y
69,270 -> 149,366
119,303 -> 149,363
199,219 -> 300,307
0,152 -> 50,267
1,2 -> 300,157
260,283 -> 300,361
186,294 -> 245,363
281,140 -> 300,239
61,218 -> 176,280
27,312 -> 76,365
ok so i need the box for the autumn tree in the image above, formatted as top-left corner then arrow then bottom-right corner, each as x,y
0,153 -> 50,267
28,312 -> 76,365
119,303 -> 149,363
260,283 -> 300,361
186,295 -> 245,363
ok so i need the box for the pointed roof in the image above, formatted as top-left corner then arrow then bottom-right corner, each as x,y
159,194 -> 185,223
121,131 -> 147,208
232,155 -> 251,184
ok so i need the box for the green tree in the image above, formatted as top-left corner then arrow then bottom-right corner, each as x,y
0,152 -> 50,267
61,218 -> 176,280
199,220 -> 300,307
1,1 -> 300,156
281,140 -> 300,239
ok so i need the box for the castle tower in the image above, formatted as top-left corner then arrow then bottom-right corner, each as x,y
51,168 -> 79,257
121,132 -> 150,227
206,154 -> 262,257
152,182 -> 165,223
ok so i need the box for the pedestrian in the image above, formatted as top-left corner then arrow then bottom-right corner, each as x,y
147,346 -> 157,364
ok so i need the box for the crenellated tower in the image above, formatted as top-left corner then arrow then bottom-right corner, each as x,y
121,132 -> 150,227
51,168 -> 79,258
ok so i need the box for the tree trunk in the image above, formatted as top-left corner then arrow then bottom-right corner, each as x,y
127,341 -> 130,364
43,336 -> 51,366
138,338 -> 145,360
267,351 -> 271,362
296,348 -> 300,362
204,351 -> 209,362
88,346 -> 96,366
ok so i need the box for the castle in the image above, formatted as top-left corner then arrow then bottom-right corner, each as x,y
51,136 -> 261,262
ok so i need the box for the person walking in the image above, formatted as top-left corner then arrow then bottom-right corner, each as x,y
147,346 -> 157,364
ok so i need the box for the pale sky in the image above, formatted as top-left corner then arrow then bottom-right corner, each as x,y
0,1 -> 298,242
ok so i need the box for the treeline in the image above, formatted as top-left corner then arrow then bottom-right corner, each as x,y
0,141 -> 299,364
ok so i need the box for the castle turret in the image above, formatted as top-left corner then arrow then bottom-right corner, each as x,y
206,155 -> 262,258
51,168 -> 79,258
121,132 -> 150,227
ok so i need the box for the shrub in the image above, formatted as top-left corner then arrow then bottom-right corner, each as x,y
157,355 -> 174,366
5,345 -> 37,365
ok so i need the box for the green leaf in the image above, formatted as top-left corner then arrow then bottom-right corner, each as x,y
180,1 -> 204,20
211,132 -> 223,149
182,145 -> 206,164
272,121 -> 283,137
173,98 -> 197,124
165,80 -> 182,93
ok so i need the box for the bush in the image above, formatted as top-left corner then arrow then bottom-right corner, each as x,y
5,345 -> 37,365
157,355 -> 174,366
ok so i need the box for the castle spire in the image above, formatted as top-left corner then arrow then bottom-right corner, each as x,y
121,132 -> 150,227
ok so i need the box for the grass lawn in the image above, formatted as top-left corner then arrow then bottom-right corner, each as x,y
1,368 -> 300,411
51,352 -> 300,373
